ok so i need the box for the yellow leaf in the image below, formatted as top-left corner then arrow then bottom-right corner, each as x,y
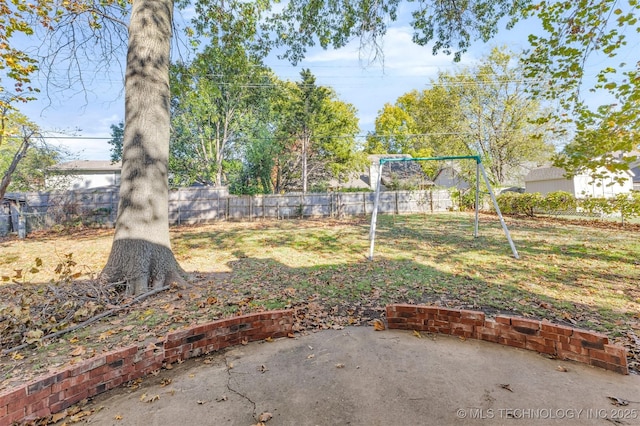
52,412 -> 66,422
265,336 -> 273,342
114,414 -> 123,420
11,352 -> 24,360
373,319 -> 386,331
98,330 -> 114,341
35,257 -> 43,267
412,330 -> 422,339
69,336 -> 79,343
69,346 -> 86,357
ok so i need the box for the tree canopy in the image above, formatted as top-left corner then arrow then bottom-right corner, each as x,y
367,48 -> 558,186
4,0 -> 637,295
523,0 -> 640,176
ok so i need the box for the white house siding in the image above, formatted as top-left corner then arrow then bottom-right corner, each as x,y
525,166 -> 634,198
47,161 -> 121,190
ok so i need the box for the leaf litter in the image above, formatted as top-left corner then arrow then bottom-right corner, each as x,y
0,214 -> 639,407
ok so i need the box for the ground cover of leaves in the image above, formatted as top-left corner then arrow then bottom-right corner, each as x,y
1,213 -> 639,403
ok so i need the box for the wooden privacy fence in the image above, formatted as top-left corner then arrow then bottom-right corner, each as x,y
1,187 -> 455,235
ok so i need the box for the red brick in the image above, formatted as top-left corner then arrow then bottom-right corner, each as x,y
541,323 -> 574,337
475,325 -> 499,337
525,335 -> 556,355
461,310 -> 485,321
480,320 -> 501,330
511,317 -> 541,331
105,345 -> 137,363
589,349 -> 623,366
48,391 -> 65,406
476,331 -> 499,343
0,386 -> 26,408
556,348 -> 590,363
604,344 -> 627,360
68,356 -> 106,376
498,337 -> 526,349
89,364 -> 110,379
5,407 -> 26,425
540,330 -> 571,344
27,406 -> 52,421
451,322 -> 474,338
25,396 -> 50,415
561,341 -> 590,355
438,308 -> 461,317
572,329 -> 609,344
495,315 -> 512,325
416,306 -> 440,316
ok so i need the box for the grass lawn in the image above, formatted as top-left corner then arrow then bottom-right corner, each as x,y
1,212 -> 639,391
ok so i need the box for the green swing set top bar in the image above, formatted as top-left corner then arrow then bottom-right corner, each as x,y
378,155 -> 482,165
368,155 -> 519,260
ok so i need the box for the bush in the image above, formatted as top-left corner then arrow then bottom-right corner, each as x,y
497,191 -> 640,223
496,192 -> 542,217
541,191 -> 576,213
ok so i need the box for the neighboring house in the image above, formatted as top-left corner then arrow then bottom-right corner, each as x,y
433,166 -> 470,190
630,159 -> 640,191
524,165 -> 635,198
47,160 -> 122,190
368,154 -> 434,191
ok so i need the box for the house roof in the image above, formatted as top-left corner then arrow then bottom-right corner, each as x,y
49,160 -> 122,172
525,166 -> 568,182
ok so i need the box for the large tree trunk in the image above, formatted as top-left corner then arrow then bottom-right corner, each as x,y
101,0 -> 185,295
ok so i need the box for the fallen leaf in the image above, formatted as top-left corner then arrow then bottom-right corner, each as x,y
499,384 -> 513,392
335,363 -> 345,368
556,366 -> 568,372
287,333 -> 295,338
114,414 -> 123,420
69,336 -> 80,344
258,412 -> 273,422
413,330 -> 422,339
10,352 -> 24,360
241,337 -> 249,345
307,354 -> 315,359
259,364 -> 268,373
160,378 -> 172,387
197,400 -> 207,405
373,319 -> 385,331
70,346 -> 86,357
265,336 -> 274,342
607,396 -> 630,406
52,412 -> 66,422
147,395 -> 160,403
216,395 -> 228,402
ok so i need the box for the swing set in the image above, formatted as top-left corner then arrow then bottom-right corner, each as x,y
368,155 -> 519,260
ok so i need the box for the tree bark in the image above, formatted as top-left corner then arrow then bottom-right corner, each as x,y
0,137 -> 29,200
101,0 -> 185,295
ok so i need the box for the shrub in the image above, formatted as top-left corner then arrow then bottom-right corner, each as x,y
496,192 -> 542,217
542,191 -> 576,212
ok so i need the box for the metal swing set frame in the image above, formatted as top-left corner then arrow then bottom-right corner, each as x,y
368,155 -> 519,260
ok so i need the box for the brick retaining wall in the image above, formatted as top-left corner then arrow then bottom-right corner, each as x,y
386,304 -> 628,375
1,305 -> 630,425
0,310 -> 293,426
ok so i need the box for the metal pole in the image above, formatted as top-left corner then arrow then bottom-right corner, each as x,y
368,161 -> 385,260
474,161 -> 479,238
479,162 -> 519,259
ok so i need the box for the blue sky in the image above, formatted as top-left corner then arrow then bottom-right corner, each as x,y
15,9 -> 628,161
